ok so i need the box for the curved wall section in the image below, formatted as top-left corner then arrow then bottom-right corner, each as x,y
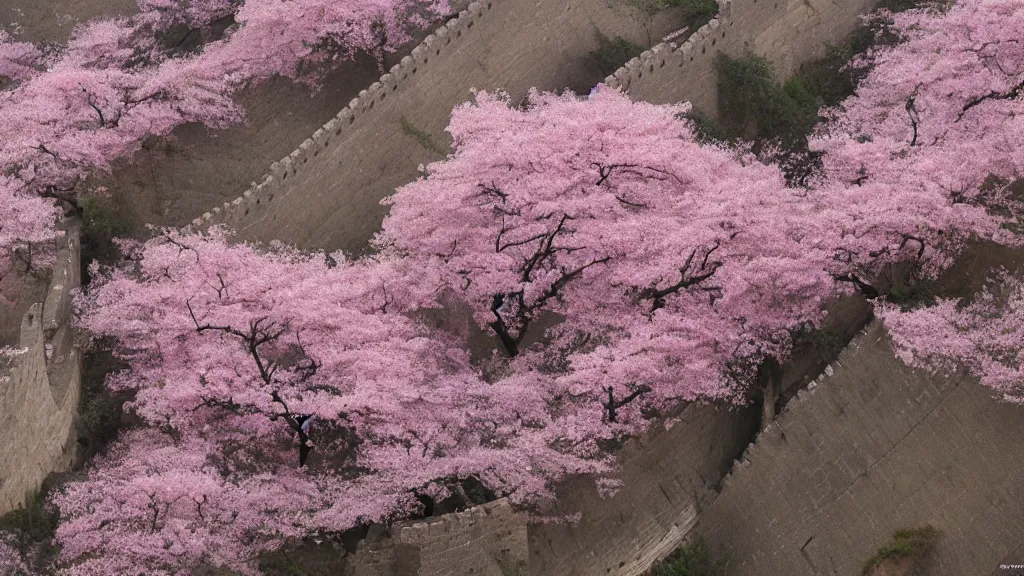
0,223 -> 82,515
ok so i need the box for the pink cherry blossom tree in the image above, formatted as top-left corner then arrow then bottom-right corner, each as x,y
0,30 -> 41,84
827,0 -> 1024,405
376,88 -> 841,426
807,0 -> 1024,292
879,271 -> 1024,403
59,229 -> 608,574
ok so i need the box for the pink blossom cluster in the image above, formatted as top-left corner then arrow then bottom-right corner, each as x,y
808,0 -> 1024,278
821,0 -> 1024,396
379,88 -> 839,419
880,273 -> 1024,404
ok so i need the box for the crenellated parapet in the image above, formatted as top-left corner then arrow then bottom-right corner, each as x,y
343,499 -> 529,576
696,320 -> 1024,574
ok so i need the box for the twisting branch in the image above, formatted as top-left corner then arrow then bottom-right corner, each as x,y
833,273 -> 880,299
905,95 -> 920,146
85,90 -> 106,127
594,162 -> 639,186
899,234 -> 927,259
488,212 -> 610,357
206,273 -> 229,299
640,242 -> 722,313
957,79 -> 1024,122
39,182 -> 81,212
603,385 -> 651,423
186,297 -> 319,466
475,181 -> 508,202
37,143 -> 59,158
161,236 -> 201,262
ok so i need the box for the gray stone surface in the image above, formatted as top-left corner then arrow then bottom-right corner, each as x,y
0,224 -> 82,514
699,321 -> 1024,575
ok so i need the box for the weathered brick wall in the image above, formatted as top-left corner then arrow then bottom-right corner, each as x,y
0,224 -> 82,514
345,499 -> 529,576
607,0 -> 879,116
188,0 -> 683,254
698,320 -> 1024,574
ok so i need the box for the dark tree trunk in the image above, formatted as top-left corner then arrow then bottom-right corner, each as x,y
759,357 -> 782,431
489,320 -> 520,358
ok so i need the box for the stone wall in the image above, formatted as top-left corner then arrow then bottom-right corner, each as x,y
698,320 -> 1024,574
0,223 -> 82,515
606,0 -> 878,115
346,499 -> 529,576
528,403 -> 758,576
188,0 -> 683,254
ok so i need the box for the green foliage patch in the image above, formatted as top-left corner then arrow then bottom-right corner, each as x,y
399,116 -> 450,156
589,30 -> 646,78
699,0 -> 942,183
76,347 -> 130,464
0,477 -> 68,569
649,537 -> 719,576
862,525 -> 940,574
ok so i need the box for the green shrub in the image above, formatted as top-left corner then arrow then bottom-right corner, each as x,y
590,30 -> 645,78
0,477 -> 67,569
76,348 -> 130,465
682,109 -> 733,146
80,193 -> 134,286
886,280 -> 936,310
862,526 -> 940,574
650,537 -> 719,576
81,194 -> 131,240
664,0 -> 719,28
399,116 -> 450,156
885,263 -> 938,310
717,53 -> 821,146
